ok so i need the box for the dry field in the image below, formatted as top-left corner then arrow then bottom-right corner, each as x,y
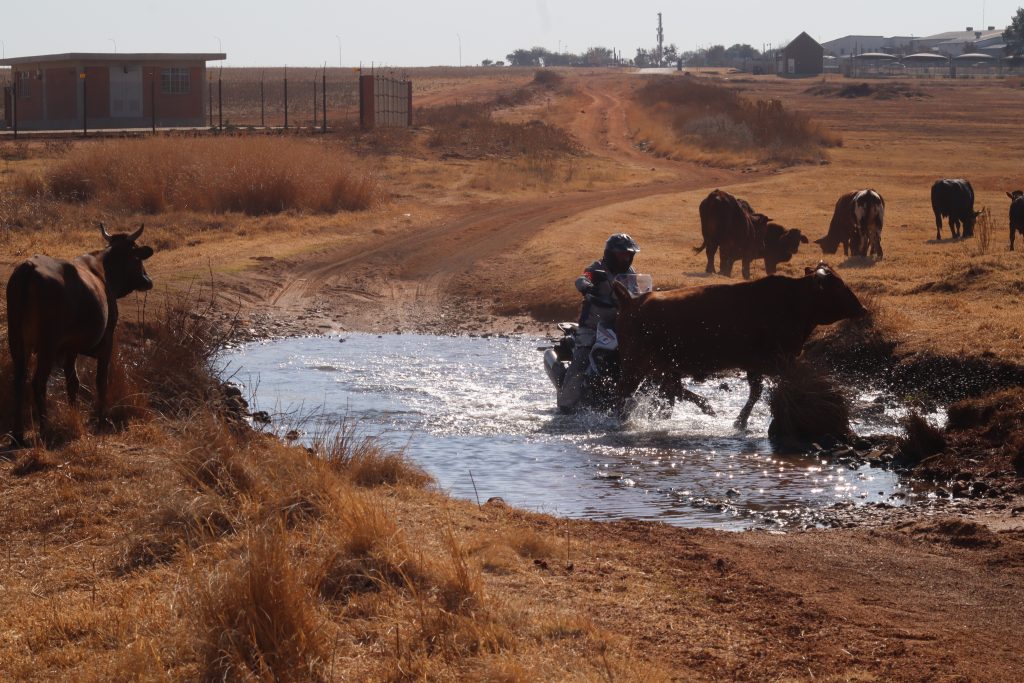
2,67 -> 1024,680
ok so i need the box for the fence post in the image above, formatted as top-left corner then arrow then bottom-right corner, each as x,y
260,71 -> 265,127
12,84 -> 18,139
150,71 -> 156,132
313,78 -> 317,128
81,71 -> 88,137
284,71 -> 289,129
217,70 -> 223,130
208,76 -> 213,127
322,69 -> 327,133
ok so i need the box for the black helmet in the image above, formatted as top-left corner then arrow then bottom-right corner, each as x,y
604,233 -> 640,254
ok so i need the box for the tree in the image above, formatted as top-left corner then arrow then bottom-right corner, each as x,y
505,49 -> 538,66
481,59 -> 494,67
1004,8 -> 1024,55
634,47 -> 652,67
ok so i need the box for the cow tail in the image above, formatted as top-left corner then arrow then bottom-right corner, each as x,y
693,241 -> 706,255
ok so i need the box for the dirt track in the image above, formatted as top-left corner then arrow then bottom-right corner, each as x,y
255,73 -> 747,334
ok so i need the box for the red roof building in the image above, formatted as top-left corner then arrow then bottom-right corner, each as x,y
2,52 -> 225,131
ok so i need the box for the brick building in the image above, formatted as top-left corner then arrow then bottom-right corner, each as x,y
2,52 -> 225,130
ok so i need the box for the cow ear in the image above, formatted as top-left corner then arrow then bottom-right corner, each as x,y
804,266 -> 814,276
1008,192 -> 1015,200
612,280 -> 633,307
137,246 -> 154,260
800,234 -> 809,244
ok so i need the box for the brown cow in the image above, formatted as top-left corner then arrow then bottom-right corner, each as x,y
695,190 -> 809,279
1007,190 -> 1024,251
612,262 -> 866,429
6,224 -> 154,445
815,190 -> 885,259
695,190 -> 770,280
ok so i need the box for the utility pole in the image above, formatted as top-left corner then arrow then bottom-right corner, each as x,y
656,12 -> 664,67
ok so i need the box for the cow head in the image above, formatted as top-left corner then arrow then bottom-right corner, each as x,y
802,262 -> 866,324
963,210 -> 982,238
763,224 -> 809,275
1007,190 -> 1024,202
100,223 -> 154,297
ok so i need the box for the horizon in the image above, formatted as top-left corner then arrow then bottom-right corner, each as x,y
1,1 -> 1021,68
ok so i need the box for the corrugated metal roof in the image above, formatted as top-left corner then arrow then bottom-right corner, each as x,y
0,52 -> 226,66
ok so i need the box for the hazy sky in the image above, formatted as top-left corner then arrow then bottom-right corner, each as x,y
2,1 -> 1020,67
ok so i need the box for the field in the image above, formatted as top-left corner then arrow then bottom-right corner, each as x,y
1,67 -> 1024,680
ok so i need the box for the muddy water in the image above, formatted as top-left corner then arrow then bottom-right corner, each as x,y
224,334 -> 929,530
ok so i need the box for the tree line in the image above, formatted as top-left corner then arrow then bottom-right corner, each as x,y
491,43 -> 764,69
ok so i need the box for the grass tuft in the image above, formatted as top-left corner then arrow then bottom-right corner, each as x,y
194,528 -> 326,682
768,361 -> 852,443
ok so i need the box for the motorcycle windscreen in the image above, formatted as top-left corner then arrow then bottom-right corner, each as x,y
614,273 -> 653,296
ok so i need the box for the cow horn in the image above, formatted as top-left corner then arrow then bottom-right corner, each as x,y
128,224 -> 145,242
99,223 -> 112,242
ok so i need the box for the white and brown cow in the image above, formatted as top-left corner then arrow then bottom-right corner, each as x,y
815,190 -> 886,260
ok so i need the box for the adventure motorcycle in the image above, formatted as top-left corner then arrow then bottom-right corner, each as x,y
541,273 -> 653,411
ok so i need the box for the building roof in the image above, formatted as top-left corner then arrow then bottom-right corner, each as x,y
784,32 -> 823,52
0,52 -> 226,66
920,29 -> 1002,43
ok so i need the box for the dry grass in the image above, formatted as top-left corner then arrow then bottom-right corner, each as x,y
19,137 -> 380,215
632,76 -> 840,164
313,422 -> 433,488
419,102 -> 580,159
768,360 -> 852,443
899,413 -> 948,464
193,527 -> 327,682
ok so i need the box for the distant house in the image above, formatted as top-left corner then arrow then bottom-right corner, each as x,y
779,32 -> 824,76
2,52 -> 225,131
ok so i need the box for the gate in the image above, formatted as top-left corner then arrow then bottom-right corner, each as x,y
359,74 -> 412,128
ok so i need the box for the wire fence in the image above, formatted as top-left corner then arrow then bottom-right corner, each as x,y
212,67 -> 361,129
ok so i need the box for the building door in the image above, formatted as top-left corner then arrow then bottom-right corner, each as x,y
109,65 -> 142,118
788,58 -> 796,74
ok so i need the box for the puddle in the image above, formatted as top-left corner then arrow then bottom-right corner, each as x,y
223,334 -> 937,530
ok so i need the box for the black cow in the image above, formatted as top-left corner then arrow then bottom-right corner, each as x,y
1007,191 -> 1024,251
932,179 -> 980,240
6,224 -> 154,445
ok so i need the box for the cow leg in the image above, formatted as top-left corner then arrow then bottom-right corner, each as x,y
705,241 -> 717,274
719,251 -> 734,277
680,387 -> 716,416
64,355 -> 80,405
31,352 -> 55,439
1010,227 -> 1016,251
734,371 -> 764,430
10,351 -> 28,446
935,212 -> 943,241
741,258 -> 751,280
95,352 -> 111,430
951,219 -> 960,239
841,239 -> 849,256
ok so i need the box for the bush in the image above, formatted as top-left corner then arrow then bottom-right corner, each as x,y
768,361 -> 852,443
634,76 -> 840,161
898,413 -> 947,464
25,137 -> 380,215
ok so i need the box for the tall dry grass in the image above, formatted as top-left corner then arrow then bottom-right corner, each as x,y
633,76 -> 840,164
18,137 -> 381,215
419,102 -> 580,159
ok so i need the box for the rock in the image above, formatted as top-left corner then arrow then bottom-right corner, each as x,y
726,488 -> 740,497
250,410 -> 272,425
484,497 -> 508,508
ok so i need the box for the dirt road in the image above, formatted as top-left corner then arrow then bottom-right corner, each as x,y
257,74 -> 744,334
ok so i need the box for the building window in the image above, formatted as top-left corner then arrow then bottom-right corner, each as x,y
161,67 -> 190,94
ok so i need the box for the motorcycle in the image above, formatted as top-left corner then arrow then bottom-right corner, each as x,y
541,274 -> 653,412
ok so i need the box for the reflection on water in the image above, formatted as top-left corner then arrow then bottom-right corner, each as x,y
223,334 -> 925,530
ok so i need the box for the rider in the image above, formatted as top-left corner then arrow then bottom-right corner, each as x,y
557,233 -> 640,413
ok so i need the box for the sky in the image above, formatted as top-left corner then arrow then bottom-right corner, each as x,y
1,1 -> 1020,67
